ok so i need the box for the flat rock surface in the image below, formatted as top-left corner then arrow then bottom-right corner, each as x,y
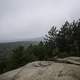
0,57 -> 80,80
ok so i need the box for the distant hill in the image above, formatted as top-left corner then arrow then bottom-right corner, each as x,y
26,37 -> 44,41
0,37 -> 44,43
0,40 -> 40,58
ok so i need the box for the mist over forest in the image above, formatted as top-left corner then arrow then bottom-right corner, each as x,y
0,19 -> 80,74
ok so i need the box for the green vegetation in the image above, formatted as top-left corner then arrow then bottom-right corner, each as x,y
0,19 -> 80,74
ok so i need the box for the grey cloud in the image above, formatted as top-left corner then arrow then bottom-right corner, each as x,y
0,0 -> 80,42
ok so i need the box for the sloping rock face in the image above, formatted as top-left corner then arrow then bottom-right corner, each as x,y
0,57 -> 80,80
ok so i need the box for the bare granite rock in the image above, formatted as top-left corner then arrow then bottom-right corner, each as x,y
0,57 -> 80,80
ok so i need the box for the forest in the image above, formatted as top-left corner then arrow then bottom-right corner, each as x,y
0,19 -> 80,74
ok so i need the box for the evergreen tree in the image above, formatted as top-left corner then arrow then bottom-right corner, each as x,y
45,26 -> 58,49
10,46 -> 25,69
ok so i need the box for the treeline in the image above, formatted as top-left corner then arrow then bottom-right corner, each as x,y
45,19 -> 80,57
0,19 -> 80,74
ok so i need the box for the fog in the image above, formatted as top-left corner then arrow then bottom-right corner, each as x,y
0,0 -> 80,42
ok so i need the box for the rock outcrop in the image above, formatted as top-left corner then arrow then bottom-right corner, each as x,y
0,57 -> 80,80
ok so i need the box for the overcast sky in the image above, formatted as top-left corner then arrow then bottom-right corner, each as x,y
0,0 -> 80,42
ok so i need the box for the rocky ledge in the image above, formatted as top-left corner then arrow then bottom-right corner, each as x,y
0,57 -> 80,80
